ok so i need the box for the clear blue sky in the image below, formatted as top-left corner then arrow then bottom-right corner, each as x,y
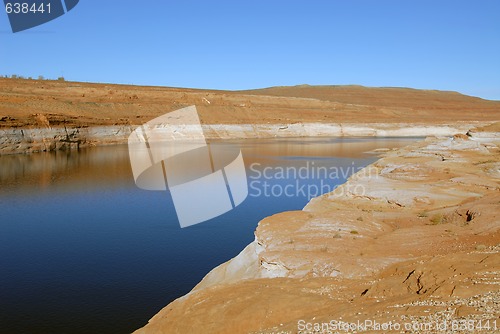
1,0 -> 499,100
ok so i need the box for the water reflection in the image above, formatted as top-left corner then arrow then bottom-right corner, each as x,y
0,137 -> 420,334
0,145 -> 133,194
0,137 -> 418,195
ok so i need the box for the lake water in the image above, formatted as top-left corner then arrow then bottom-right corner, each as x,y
0,137 -> 419,333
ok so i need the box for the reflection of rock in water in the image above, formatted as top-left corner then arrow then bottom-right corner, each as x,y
0,145 -> 133,193
0,137 -> 416,195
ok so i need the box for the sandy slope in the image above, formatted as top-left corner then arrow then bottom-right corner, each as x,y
1,79 -> 499,128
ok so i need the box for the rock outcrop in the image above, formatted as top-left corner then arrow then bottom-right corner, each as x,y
0,122 -> 483,155
0,126 -> 133,155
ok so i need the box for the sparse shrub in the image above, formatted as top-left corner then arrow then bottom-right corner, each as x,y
475,244 -> 487,251
350,230 -> 359,235
430,213 -> 444,225
473,160 -> 495,165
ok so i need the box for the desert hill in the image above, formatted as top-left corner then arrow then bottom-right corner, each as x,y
244,84 -> 499,109
0,78 -> 498,129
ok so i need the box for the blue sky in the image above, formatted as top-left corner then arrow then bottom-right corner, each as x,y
1,0 -> 499,100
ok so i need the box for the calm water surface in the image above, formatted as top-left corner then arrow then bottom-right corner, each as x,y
0,137 -> 419,333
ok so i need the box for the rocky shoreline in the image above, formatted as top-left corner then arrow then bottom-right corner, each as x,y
134,131 -> 500,334
0,121 -> 491,155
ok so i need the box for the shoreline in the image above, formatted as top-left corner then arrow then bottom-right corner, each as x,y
0,121 -> 491,155
134,131 -> 500,334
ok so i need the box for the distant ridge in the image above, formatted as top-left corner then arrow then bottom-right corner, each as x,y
241,84 -> 498,108
0,78 -> 498,129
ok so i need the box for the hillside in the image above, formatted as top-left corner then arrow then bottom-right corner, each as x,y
0,79 -> 498,129
243,84 -> 499,110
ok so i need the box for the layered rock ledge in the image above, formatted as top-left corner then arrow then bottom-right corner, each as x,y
0,122 -> 487,155
134,132 -> 500,334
